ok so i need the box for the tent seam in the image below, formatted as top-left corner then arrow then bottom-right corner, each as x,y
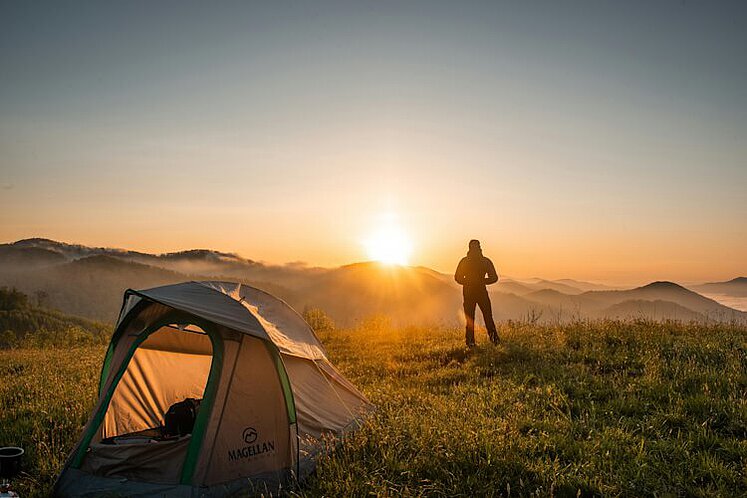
197,281 -> 329,356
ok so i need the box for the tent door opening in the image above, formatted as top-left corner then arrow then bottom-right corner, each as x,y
102,322 -> 214,441
79,315 -> 220,484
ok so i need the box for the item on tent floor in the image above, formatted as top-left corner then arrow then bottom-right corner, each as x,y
163,398 -> 202,437
101,427 -> 163,445
0,446 -> 23,498
54,281 -> 374,497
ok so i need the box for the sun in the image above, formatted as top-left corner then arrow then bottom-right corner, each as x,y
363,218 -> 413,266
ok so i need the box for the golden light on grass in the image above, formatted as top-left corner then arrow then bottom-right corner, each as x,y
363,213 -> 413,266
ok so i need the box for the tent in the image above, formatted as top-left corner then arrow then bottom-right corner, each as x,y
55,281 -> 373,497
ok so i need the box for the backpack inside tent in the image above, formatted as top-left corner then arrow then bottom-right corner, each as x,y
55,281 -> 373,497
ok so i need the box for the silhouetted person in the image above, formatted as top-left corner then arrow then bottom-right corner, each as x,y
454,239 -> 499,347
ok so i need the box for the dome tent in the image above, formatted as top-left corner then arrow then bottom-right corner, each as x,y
55,281 -> 372,497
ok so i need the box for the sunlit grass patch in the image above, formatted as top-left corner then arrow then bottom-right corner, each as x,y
309,320 -> 747,497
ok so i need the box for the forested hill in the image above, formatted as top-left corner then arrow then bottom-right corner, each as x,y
0,287 -> 110,347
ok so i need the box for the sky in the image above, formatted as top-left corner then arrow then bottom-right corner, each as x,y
1,1 -> 745,284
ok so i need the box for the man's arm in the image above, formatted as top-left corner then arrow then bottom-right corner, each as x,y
484,258 -> 499,285
454,258 -> 467,285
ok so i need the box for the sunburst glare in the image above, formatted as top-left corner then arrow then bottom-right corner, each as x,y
363,214 -> 413,265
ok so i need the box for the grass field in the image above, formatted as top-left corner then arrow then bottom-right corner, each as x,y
1,320 -> 746,497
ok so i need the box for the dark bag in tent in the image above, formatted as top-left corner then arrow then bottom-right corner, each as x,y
163,398 -> 201,437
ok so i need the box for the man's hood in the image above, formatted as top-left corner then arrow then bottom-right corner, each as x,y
466,248 -> 483,258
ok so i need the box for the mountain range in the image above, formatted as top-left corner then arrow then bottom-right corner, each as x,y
0,238 -> 745,326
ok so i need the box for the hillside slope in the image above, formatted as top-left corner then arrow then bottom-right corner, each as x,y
602,299 -> 704,321
0,256 -> 189,321
0,287 -> 109,346
295,262 -> 462,326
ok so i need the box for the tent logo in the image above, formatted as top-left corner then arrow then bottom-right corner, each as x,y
228,427 -> 276,462
242,427 -> 258,444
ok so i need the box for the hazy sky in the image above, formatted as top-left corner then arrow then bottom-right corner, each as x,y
1,1 -> 745,284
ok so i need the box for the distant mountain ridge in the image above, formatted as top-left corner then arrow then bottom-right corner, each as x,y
2,238 -> 325,288
9,238 -> 259,267
1,238 -> 745,326
690,277 -> 747,298
576,281 -> 742,321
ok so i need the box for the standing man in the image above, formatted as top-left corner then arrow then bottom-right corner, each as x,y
454,239 -> 499,347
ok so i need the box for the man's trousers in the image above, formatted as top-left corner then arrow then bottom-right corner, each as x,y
463,288 -> 498,346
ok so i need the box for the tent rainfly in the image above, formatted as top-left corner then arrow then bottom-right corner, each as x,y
55,281 -> 373,497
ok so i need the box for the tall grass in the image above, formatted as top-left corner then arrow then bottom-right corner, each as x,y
1,320 -> 745,496
0,347 -> 103,494
303,320 -> 747,497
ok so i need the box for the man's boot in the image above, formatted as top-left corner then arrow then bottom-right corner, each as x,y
466,328 -> 476,348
